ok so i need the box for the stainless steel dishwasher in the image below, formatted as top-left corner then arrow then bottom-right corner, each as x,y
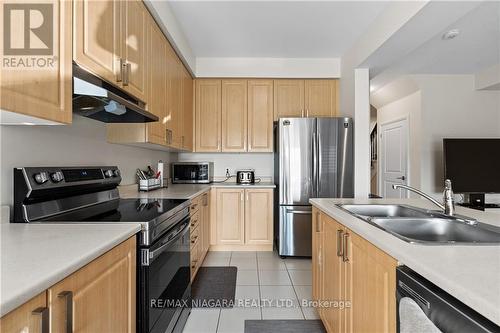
396,266 -> 499,333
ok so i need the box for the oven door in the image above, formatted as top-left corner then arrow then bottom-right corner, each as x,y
139,215 -> 191,333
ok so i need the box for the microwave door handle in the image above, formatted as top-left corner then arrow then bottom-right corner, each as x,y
147,220 -> 190,263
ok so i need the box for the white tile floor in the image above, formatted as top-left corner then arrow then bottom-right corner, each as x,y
183,251 -> 318,333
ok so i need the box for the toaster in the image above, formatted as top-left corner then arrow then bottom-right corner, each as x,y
236,170 -> 255,184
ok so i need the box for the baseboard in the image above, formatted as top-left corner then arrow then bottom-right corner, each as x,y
209,244 -> 273,252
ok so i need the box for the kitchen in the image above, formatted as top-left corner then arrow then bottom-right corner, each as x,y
1,1 -> 500,333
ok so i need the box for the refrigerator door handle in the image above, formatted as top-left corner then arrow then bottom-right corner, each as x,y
312,132 -> 318,198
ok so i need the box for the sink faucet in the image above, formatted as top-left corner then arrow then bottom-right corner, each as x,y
392,180 -> 455,216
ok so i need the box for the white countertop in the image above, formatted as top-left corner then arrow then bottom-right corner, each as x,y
0,223 -> 140,317
310,198 -> 500,326
119,182 -> 275,200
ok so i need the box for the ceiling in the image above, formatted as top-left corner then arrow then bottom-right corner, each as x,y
370,1 -> 500,89
168,1 -> 389,58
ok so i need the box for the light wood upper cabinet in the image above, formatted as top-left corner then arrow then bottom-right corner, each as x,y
195,79 -> 222,152
216,188 -> 245,245
121,0 -> 148,102
0,292 -> 47,333
49,237 -> 136,333
222,80 -> 248,152
305,80 -> 338,117
273,80 -> 305,120
248,80 -> 274,152
182,67 -> 194,151
73,0 -> 122,88
146,19 -> 167,145
245,189 -> 273,245
0,0 -> 72,124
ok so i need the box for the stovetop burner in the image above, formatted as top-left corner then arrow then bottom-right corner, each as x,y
42,198 -> 188,223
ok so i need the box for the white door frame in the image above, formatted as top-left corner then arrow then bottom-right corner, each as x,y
378,116 -> 410,198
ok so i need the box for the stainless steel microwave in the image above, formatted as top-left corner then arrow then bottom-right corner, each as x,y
172,162 -> 214,184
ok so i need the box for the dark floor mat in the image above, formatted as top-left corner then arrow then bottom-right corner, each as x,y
191,266 -> 237,308
245,320 -> 326,333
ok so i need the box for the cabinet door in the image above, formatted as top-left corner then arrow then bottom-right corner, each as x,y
216,189 -> 245,245
273,80 -> 304,120
312,208 -> 323,317
49,237 -> 136,333
304,80 -> 338,117
222,80 -> 247,152
0,0 -> 72,124
248,80 -> 274,152
195,79 -> 222,152
73,0 -> 122,88
0,292 -> 47,333
201,192 -> 211,254
244,189 -> 273,245
171,59 -> 184,148
122,0 -> 147,102
344,231 -> 397,333
145,19 -> 167,145
182,67 -> 194,151
321,215 -> 343,333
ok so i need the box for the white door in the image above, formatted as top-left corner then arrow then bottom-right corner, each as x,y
380,119 -> 408,198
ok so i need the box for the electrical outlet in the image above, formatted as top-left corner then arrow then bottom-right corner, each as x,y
225,168 -> 230,178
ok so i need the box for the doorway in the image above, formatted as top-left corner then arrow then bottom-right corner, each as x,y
379,118 -> 409,198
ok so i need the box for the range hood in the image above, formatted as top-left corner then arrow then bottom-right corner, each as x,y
73,64 -> 158,123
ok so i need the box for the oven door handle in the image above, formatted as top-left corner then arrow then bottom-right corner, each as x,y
144,219 -> 190,265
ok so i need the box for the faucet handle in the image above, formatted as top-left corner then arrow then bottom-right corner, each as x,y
445,179 -> 453,190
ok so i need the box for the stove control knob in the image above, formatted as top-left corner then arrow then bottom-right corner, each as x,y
104,170 -> 114,178
50,171 -> 64,183
33,172 -> 49,184
113,170 -> 120,177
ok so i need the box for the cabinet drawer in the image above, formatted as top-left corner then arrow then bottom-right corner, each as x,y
190,240 -> 201,279
190,196 -> 201,215
190,226 -> 200,248
190,210 -> 201,231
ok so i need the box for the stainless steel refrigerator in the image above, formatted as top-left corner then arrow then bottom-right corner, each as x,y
274,117 -> 354,257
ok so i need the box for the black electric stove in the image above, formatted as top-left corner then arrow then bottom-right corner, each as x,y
13,166 -> 192,333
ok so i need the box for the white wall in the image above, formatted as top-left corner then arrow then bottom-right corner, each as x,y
195,57 -> 340,78
414,75 -> 500,195
377,91 -> 422,194
354,69 -> 371,197
372,75 -> 500,199
0,116 -> 175,207
177,152 -> 274,180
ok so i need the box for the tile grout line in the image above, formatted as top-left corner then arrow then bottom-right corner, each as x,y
285,260 -> 306,320
255,252 -> 263,320
215,251 -> 232,333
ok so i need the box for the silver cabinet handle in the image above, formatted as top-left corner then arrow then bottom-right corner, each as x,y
342,233 -> 349,262
32,307 -> 49,333
306,109 -> 309,117
315,213 -> 321,232
58,291 -> 73,333
117,58 -> 124,82
123,62 -> 130,86
336,229 -> 344,257
301,109 -> 304,117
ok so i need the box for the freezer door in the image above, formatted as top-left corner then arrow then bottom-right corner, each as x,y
279,205 -> 312,257
316,117 -> 354,198
278,118 -> 316,205
316,118 -> 339,198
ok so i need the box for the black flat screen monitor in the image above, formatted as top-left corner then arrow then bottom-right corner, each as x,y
443,138 -> 500,193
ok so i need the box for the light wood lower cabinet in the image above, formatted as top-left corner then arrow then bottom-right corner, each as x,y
214,188 -> 273,250
312,207 -> 397,333
190,191 -> 211,280
0,292 -> 48,333
48,237 -> 136,333
0,237 -> 136,333
0,0 -> 72,124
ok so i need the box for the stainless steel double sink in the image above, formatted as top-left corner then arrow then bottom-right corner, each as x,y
337,204 -> 500,245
